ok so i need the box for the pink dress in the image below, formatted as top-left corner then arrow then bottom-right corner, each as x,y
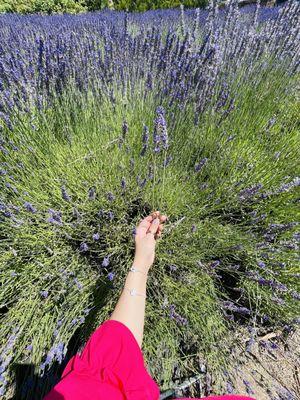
43,319 -> 256,400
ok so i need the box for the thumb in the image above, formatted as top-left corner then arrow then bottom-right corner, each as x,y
148,217 -> 160,235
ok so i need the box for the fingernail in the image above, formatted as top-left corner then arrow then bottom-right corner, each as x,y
154,218 -> 159,224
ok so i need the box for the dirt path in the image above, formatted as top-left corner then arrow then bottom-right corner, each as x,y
229,326 -> 300,399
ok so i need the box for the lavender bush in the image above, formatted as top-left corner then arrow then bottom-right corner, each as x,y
0,1 -> 299,398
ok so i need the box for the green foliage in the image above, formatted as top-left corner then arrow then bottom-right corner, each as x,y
0,0 -> 88,14
86,0 -> 208,12
1,67 -> 299,396
0,0 -> 208,14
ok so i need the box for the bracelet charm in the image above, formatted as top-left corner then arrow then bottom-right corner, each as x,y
130,266 -> 146,274
125,287 -> 146,298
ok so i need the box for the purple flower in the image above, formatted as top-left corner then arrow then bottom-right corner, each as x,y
291,291 -> 300,300
243,380 -> 254,395
191,224 -> 197,232
47,209 -> 63,225
121,177 -> 126,190
24,201 -> 37,213
140,144 -> 147,156
169,304 -> 188,326
0,145 -> 9,155
61,186 -> 71,202
293,232 -> 300,242
107,272 -> 115,281
107,192 -> 115,202
74,278 -> 83,290
3,210 -> 12,218
98,209 -> 104,218
52,343 -> 65,364
129,159 -> 135,169
79,242 -> 89,252
102,256 -> 110,267
274,151 -> 281,160
153,106 -> 168,152
211,260 -> 220,268
226,381 -> 234,393
26,344 -> 33,352
271,296 -> 285,305
276,262 -> 286,268
108,211 -> 114,220
40,290 -> 49,299
142,124 -> 149,143
227,135 -> 235,142
137,176 -> 147,188
246,336 -> 255,352
274,282 -> 288,292
84,308 -> 92,315
226,264 -> 240,271
194,158 -> 208,172
221,300 -> 251,315
169,264 -> 177,272
199,183 -> 208,190
257,261 -> 266,268
239,183 -> 263,200
40,341 -> 65,373
276,177 -> 300,193
163,155 -> 173,167
93,232 -> 100,241
88,187 -> 96,200
122,120 -> 128,139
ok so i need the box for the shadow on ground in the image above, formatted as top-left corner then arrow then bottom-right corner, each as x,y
9,278 -> 112,399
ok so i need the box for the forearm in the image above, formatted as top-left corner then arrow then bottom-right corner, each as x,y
109,258 -> 150,349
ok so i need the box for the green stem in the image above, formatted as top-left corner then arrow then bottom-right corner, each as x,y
161,149 -> 167,209
152,152 -> 156,211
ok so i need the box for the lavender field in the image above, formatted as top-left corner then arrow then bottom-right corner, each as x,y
0,1 -> 300,399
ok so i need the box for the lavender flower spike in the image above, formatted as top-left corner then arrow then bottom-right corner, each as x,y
93,232 -> 100,241
122,120 -> 128,139
121,177 -> 126,190
46,209 -> 63,225
79,242 -> 89,252
88,187 -> 96,200
61,185 -> 71,202
24,201 -> 37,213
102,256 -> 110,267
195,158 -> 208,172
239,183 -> 263,200
153,106 -> 168,152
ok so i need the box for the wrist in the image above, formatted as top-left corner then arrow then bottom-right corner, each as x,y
132,257 -> 151,273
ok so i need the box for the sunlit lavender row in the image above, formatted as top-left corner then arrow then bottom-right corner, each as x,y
0,1 -> 299,129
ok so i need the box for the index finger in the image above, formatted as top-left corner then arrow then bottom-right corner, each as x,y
135,215 -> 154,236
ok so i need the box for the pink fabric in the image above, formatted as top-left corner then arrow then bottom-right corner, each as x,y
179,397 -> 256,400
43,320 -> 256,400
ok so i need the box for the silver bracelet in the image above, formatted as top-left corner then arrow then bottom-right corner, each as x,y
129,266 -> 147,275
124,287 -> 147,298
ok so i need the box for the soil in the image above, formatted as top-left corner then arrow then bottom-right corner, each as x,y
176,326 -> 300,399
229,325 -> 300,400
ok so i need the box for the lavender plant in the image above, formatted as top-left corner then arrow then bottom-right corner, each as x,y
0,1 -> 299,398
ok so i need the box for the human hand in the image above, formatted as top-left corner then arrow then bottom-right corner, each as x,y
133,211 -> 167,272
